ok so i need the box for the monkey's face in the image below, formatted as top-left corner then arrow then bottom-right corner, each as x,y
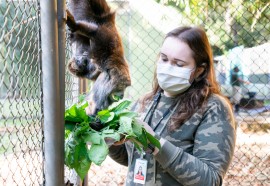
86,71 -> 129,116
68,33 -> 100,80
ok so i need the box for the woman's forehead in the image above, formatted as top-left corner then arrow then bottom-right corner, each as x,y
161,37 -> 195,64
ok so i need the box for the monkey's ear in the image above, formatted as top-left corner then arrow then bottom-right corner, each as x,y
65,9 -> 98,38
66,9 -> 77,32
75,21 -> 98,38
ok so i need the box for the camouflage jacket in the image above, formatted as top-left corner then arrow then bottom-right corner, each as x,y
109,93 -> 236,186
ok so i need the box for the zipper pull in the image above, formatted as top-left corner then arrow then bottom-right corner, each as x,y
140,150 -> 146,159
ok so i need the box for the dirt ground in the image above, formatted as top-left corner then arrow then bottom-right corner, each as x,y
87,114 -> 270,186
1,113 -> 270,186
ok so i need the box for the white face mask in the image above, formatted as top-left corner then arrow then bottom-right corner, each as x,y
157,62 -> 194,96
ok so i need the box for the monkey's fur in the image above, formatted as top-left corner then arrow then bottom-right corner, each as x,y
67,0 -> 131,115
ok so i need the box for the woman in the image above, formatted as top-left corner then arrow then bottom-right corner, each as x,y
109,26 -> 236,186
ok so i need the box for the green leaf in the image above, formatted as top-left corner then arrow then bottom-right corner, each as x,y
74,122 -> 90,137
65,102 -> 89,123
118,111 -> 138,118
76,102 -> 89,122
65,122 -> 77,132
132,120 -> 142,135
103,133 -> 121,146
88,139 -> 109,166
64,98 -> 161,180
97,110 -> 115,123
83,131 -> 101,145
102,129 -> 115,134
102,132 -> 121,142
77,101 -> 89,110
78,94 -> 86,102
118,116 -> 135,136
65,135 -> 89,175
65,104 -> 84,123
76,158 -> 91,180
144,129 -> 161,149
132,121 -> 148,148
133,140 -> 143,152
108,99 -> 132,114
65,130 -> 71,140
73,142 -> 91,180
65,115 -> 83,123
65,133 -> 77,168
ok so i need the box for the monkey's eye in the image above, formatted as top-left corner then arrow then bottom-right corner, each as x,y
68,32 -> 74,40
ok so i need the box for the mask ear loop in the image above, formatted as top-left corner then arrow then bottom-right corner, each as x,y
189,67 -> 197,84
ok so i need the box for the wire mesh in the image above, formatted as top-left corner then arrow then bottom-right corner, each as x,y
64,1 -> 81,184
64,20 -> 81,186
0,0 -> 269,186
83,0 -> 270,185
0,0 -> 43,185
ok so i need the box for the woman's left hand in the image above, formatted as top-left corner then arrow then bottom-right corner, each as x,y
135,118 -> 155,136
135,118 -> 160,155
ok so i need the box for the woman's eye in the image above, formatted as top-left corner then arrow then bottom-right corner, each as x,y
162,58 -> 168,62
175,61 -> 184,67
176,63 -> 184,67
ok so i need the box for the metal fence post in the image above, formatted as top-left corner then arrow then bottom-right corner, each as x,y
57,0 -> 66,184
40,0 -> 64,185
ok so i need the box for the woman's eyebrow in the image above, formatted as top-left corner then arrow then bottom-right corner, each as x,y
161,52 -> 187,63
174,58 -> 187,63
160,52 -> 167,57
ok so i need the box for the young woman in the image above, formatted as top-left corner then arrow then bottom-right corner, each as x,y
109,26 -> 236,186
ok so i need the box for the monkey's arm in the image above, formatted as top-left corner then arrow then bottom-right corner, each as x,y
66,9 -> 98,37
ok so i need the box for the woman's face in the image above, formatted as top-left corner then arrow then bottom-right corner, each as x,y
158,37 -> 197,82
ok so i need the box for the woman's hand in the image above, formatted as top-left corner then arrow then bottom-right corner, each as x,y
112,137 -> 128,146
135,119 -> 160,155
135,119 -> 155,136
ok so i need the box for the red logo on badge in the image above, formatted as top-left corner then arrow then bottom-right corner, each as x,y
135,174 -> 145,180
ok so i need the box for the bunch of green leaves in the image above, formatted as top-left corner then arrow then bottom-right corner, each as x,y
64,98 -> 161,180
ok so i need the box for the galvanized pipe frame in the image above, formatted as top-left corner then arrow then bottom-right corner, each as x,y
58,0 -> 67,184
40,0 -> 66,185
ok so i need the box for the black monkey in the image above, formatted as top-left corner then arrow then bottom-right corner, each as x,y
66,0 -> 131,116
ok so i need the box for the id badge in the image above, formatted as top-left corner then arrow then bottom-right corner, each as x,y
133,158 -> 148,184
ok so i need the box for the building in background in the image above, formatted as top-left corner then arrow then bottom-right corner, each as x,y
215,42 -> 270,101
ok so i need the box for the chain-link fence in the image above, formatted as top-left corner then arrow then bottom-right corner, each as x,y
0,0 -> 269,185
0,0 -> 44,185
0,0 -> 80,185
64,4 -> 82,184
84,0 -> 270,185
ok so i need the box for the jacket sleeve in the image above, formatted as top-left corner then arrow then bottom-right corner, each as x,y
108,144 -> 128,166
154,97 -> 236,185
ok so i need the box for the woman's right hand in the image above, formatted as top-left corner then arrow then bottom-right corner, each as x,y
106,134 -> 128,146
112,137 -> 128,146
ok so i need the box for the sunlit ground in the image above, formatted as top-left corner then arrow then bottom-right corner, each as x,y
87,112 -> 270,186
0,112 -> 269,186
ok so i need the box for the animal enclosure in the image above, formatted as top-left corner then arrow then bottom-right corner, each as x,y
0,0 -> 269,186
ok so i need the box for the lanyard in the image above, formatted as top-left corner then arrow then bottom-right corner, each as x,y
132,91 -> 178,161
145,91 -> 161,125
144,91 -> 177,133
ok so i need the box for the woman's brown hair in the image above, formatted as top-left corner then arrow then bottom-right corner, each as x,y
140,26 -> 224,131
